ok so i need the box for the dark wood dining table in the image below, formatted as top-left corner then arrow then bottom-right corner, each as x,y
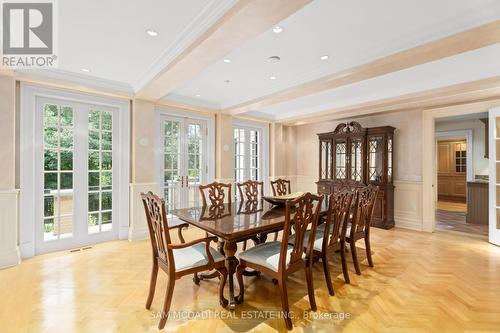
171,199 -> 329,309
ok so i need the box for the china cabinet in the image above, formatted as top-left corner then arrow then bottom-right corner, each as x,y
316,121 -> 395,229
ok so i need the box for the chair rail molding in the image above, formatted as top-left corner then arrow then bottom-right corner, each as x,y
0,189 -> 20,269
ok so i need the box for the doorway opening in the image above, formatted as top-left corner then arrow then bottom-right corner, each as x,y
434,113 -> 488,238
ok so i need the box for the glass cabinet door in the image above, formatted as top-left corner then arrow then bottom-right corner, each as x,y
335,139 -> 347,180
368,136 -> 384,182
320,140 -> 332,179
387,135 -> 393,183
350,138 -> 363,181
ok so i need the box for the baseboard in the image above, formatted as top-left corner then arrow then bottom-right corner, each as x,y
128,227 -> 149,241
394,216 -> 423,231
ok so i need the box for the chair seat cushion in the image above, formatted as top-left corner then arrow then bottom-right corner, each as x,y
238,241 -> 303,272
288,226 -> 326,252
173,243 -> 224,272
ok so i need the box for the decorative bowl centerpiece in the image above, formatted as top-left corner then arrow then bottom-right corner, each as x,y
263,192 -> 304,206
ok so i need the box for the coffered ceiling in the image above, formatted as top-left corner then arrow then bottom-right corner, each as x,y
13,0 -> 500,122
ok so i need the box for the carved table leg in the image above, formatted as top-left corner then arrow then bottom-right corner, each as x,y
223,240 -> 239,310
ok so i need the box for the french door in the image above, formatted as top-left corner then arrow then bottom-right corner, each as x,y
160,115 -> 208,213
35,97 -> 120,253
489,107 -> 500,246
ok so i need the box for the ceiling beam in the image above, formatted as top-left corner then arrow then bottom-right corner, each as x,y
279,76 -> 500,125
136,0 -> 313,101
225,20 -> 500,115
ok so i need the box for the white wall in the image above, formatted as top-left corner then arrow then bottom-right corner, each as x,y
0,74 -> 20,268
435,118 -> 488,176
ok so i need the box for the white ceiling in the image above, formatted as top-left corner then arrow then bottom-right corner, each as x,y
248,43 -> 500,121
167,0 -> 500,111
21,0 -> 236,91
13,0 -> 500,122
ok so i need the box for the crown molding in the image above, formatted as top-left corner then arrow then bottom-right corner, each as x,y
14,69 -> 134,98
132,0 -> 238,92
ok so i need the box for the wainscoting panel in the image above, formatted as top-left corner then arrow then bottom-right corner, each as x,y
0,190 -> 20,268
394,180 -> 423,231
293,176 -> 423,231
129,183 -> 159,241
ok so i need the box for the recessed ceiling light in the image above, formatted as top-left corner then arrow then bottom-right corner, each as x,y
223,58 -> 231,63
146,29 -> 158,37
81,68 -> 90,73
195,94 -> 201,97
320,55 -> 329,60
273,26 -> 283,34
269,76 -> 277,80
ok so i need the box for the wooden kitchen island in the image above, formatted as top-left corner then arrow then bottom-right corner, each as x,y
466,180 -> 489,225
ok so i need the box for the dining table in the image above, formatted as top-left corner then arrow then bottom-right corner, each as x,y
171,199 -> 329,309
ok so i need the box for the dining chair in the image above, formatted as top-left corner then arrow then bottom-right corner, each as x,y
237,180 -> 264,250
270,178 -> 291,196
235,192 -> 323,330
141,191 -> 227,330
195,181 -> 232,284
346,185 -> 379,275
288,189 -> 354,293
199,181 -> 232,206
270,178 -> 292,241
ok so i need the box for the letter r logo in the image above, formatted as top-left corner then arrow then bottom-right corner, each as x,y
2,2 -> 53,54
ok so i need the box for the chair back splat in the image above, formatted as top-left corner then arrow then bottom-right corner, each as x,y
270,178 -> 291,196
351,185 -> 379,235
141,192 -> 173,270
325,189 -> 354,248
199,181 -> 232,207
237,180 -> 263,201
281,193 -> 323,272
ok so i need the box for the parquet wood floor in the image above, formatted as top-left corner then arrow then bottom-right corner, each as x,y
1,226 -> 499,333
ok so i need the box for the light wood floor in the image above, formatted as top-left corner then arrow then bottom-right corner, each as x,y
1,227 -> 500,333
436,200 -> 467,212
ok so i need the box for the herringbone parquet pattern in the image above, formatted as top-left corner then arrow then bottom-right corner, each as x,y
0,227 -> 499,332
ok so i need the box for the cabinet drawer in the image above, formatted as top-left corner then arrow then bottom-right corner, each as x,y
317,184 -> 331,194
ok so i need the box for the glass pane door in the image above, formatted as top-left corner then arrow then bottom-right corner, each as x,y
36,98 -> 120,254
489,109 -> 500,246
368,136 -> 384,182
350,138 -> 363,181
233,126 -> 263,199
161,116 -> 208,212
320,140 -> 332,180
186,121 -> 205,207
335,139 -> 347,180
42,103 -> 74,241
162,118 -> 183,212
